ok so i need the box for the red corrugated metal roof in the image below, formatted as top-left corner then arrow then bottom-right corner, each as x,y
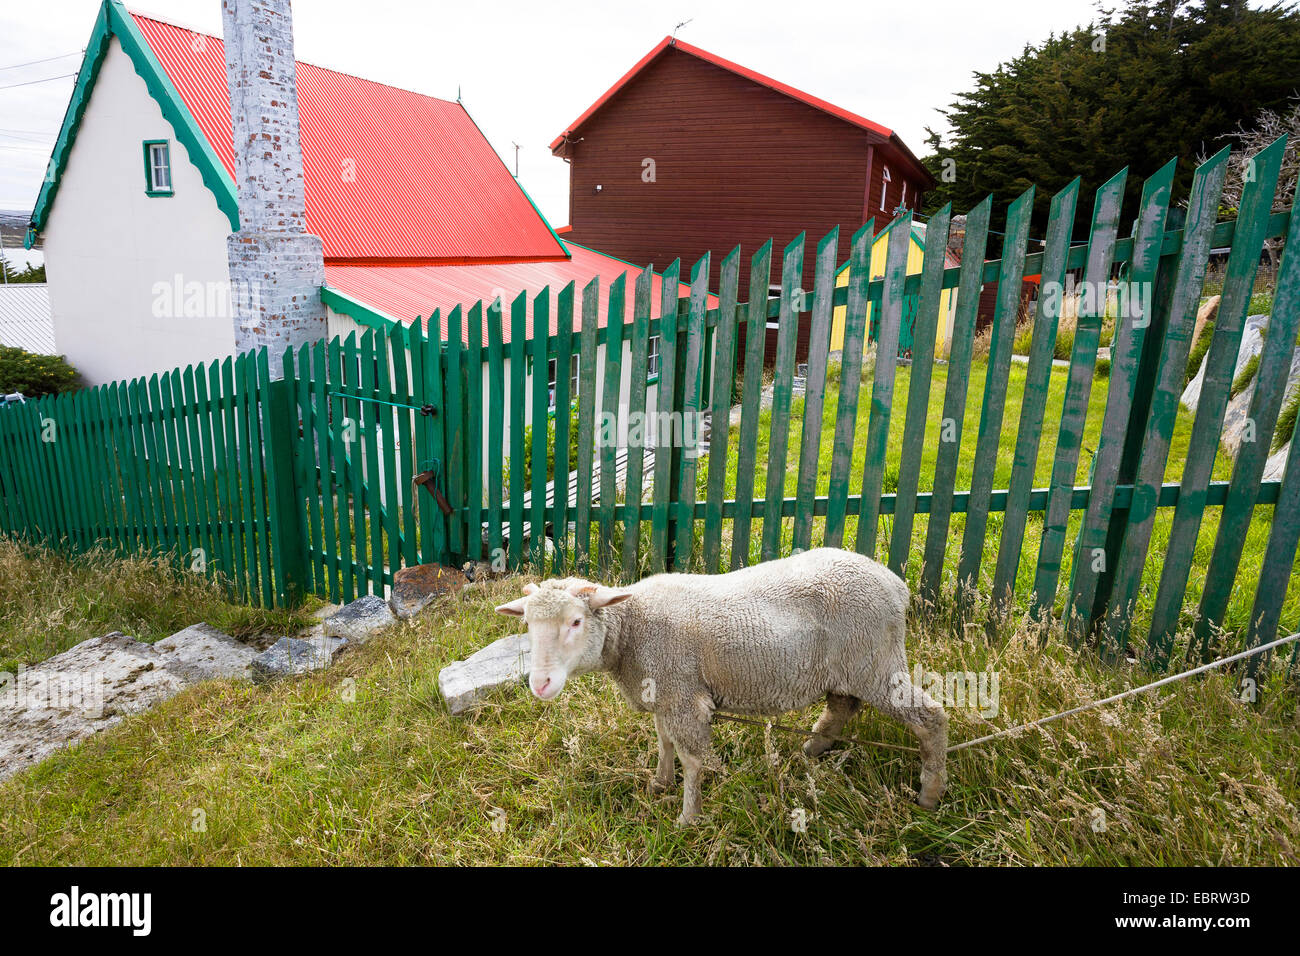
325,243 -> 714,344
550,37 -> 894,150
133,12 -> 566,262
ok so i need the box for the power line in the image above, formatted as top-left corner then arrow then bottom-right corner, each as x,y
0,51 -> 79,72
0,130 -> 54,145
0,72 -> 77,91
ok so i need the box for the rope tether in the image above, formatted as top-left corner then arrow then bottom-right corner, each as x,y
715,632 -> 1300,756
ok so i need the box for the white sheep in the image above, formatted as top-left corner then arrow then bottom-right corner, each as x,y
496,547 -> 947,825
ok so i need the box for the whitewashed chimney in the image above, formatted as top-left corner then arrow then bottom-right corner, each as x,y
222,0 -> 326,359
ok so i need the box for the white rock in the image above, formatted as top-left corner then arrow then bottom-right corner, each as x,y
1264,443 -> 1290,482
154,623 -> 256,683
1180,314 -> 1269,416
0,633 -> 186,780
438,634 -> 531,715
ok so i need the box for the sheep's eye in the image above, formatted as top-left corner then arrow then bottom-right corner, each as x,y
570,618 -> 582,628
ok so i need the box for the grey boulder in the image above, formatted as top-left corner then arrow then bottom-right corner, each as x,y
251,636 -> 347,684
438,634 -> 531,715
322,595 -> 395,643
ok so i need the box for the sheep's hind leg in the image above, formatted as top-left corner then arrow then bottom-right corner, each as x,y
650,713 -> 676,794
867,688 -> 948,810
803,693 -> 862,757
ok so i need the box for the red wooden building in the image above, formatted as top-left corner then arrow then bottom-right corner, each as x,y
551,37 -> 935,358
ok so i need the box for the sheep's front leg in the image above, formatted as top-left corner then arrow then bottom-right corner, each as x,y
650,713 -> 676,794
662,703 -> 714,826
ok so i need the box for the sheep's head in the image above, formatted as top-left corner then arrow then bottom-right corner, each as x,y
495,579 -> 631,700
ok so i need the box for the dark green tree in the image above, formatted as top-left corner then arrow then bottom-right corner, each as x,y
924,0 -> 1300,232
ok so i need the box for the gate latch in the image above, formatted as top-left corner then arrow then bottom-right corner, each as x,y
413,465 -> 453,516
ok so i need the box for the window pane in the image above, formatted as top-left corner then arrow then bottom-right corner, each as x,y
149,143 -> 171,191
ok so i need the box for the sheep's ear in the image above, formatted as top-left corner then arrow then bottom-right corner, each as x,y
523,582 -> 539,595
587,587 -> 632,609
495,597 -> 528,617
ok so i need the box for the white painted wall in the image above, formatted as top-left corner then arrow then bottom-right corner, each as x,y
44,38 -> 234,386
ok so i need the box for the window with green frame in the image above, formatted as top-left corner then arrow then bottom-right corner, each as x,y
143,140 -> 173,196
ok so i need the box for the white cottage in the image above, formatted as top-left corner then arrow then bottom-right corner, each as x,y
26,1 -> 705,449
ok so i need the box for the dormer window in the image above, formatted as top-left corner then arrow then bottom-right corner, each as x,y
143,140 -> 173,196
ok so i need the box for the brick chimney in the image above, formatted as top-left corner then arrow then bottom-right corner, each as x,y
222,0 -> 326,359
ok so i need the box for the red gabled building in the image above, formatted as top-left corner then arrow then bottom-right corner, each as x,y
551,36 -> 935,359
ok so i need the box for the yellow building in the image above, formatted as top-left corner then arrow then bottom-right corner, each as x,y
830,219 -> 959,359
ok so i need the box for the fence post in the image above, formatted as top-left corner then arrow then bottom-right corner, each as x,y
265,367 -> 309,607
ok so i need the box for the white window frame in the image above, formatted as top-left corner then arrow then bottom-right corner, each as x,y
879,166 -> 892,211
647,334 -> 661,380
145,140 -> 173,195
546,353 -> 581,412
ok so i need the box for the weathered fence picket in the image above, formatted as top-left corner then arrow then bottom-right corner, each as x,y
958,187 -> 1035,598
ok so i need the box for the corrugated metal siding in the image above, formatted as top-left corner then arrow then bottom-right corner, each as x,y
133,14 -> 566,262
325,244 -> 710,344
0,285 -> 56,355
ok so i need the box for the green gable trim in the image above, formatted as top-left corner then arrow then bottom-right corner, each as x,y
26,0 -> 239,249
25,2 -> 112,247
321,285 -> 401,332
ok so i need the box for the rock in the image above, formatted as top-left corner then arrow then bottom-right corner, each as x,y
153,623 -> 256,683
463,560 -> 505,582
389,563 -> 469,619
1181,355 -> 1207,413
322,595 -> 395,643
1181,313 -> 1268,415
1191,294 -> 1220,348
0,630 -> 256,781
438,634 -> 531,715
1263,443 -> 1290,482
250,636 -> 347,684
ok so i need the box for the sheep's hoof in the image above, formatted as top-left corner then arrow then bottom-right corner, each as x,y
802,736 -> 833,758
648,775 -> 673,795
916,792 -> 940,810
675,811 -> 698,827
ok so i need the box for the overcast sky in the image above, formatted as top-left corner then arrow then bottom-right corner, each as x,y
0,0 -> 1110,221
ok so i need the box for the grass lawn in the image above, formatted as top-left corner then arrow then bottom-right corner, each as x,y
1,560 -> 1296,866
0,540 -> 313,673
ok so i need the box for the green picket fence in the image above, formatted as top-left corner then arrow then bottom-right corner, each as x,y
1,143 -> 1297,667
